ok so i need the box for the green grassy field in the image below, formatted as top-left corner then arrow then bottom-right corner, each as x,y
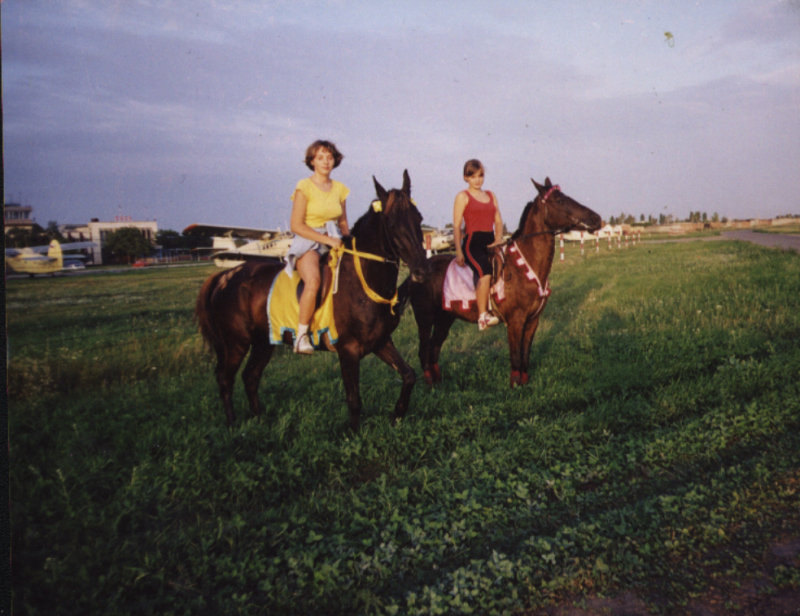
8,241 -> 800,615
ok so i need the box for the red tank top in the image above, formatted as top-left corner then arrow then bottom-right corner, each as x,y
463,191 -> 496,234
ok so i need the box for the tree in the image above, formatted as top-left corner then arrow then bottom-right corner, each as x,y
156,229 -> 183,250
104,227 -> 153,264
45,221 -> 66,242
5,223 -> 52,248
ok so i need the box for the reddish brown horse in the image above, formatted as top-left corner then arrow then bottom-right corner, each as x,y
403,177 -> 602,387
196,170 -> 428,429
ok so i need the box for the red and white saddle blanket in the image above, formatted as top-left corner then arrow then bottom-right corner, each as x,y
442,259 -> 505,311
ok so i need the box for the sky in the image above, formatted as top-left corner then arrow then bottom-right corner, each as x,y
3,0 -> 800,233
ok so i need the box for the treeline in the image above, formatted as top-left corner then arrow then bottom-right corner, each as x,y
607,211 -> 728,226
103,228 -> 212,264
608,211 -> 800,226
5,222 -> 211,265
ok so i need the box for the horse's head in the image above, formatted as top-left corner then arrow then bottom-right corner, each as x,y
519,178 -> 602,236
372,170 -> 428,282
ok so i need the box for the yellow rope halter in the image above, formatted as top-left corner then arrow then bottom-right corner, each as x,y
331,238 -> 399,314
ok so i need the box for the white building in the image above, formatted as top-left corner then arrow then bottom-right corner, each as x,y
61,218 -> 158,265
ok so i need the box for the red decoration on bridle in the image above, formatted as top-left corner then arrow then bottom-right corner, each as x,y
542,185 -> 561,203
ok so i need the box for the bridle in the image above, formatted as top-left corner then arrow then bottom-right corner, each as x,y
511,185 -> 568,242
511,185 -> 592,242
365,192 -> 415,267
331,193 -> 420,314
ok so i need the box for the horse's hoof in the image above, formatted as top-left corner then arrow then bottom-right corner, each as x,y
424,369 -> 434,385
432,364 -> 442,383
520,372 -> 529,386
510,370 -> 521,388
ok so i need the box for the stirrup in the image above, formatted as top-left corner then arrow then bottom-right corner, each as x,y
294,332 -> 314,354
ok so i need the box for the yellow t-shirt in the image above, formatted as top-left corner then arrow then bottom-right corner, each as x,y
293,178 -> 350,228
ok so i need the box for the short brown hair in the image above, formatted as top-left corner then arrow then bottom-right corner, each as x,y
463,159 -> 484,178
305,140 -> 344,170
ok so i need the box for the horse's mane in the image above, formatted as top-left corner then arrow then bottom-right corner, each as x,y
511,198 -> 538,240
349,204 -> 380,239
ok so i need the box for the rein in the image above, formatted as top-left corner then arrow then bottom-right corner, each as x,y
511,228 -> 568,242
337,244 -> 397,265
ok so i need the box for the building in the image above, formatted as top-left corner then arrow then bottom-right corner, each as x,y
60,218 -> 158,265
4,203 -> 35,233
5,202 -> 159,264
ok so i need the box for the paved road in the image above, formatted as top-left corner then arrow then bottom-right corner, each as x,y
720,230 -> 800,253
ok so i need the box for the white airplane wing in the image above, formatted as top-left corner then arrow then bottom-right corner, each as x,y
212,251 -> 284,263
6,241 -> 96,255
182,223 -> 282,240
60,241 -> 98,251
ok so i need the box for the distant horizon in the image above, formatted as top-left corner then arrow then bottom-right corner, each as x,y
6,202 -> 799,236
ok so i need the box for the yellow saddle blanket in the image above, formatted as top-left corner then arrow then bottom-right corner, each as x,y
267,270 -> 338,349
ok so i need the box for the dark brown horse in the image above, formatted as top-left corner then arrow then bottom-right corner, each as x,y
196,170 -> 428,430
403,177 -> 602,387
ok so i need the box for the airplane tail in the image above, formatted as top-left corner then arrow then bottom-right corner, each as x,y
47,240 -> 63,268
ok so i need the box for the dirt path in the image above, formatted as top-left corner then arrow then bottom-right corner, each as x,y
720,230 -> 800,253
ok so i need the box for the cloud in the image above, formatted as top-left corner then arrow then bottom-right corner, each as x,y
3,1 -> 798,231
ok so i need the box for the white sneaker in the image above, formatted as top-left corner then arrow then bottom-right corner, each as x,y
478,312 -> 500,331
294,332 -> 314,354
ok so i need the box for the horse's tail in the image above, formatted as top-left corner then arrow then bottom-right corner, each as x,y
396,276 -> 412,316
195,269 -> 228,354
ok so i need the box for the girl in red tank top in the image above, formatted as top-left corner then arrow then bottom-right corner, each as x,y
453,159 -> 505,330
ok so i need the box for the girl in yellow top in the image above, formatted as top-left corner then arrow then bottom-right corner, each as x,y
288,140 -> 350,353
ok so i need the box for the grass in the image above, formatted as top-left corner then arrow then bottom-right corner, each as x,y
8,242 -> 800,615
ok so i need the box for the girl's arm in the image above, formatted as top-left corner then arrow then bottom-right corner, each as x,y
490,192 -> 504,246
290,189 -> 341,248
337,200 -> 349,236
453,191 -> 467,265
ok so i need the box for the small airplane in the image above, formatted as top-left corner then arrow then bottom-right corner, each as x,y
182,223 -> 294,267
184,222 -> 457,267
5,240 -> 97,276
422,226 -> 455,254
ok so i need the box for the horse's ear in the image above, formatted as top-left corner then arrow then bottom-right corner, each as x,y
531,178 -> 544,193
373,176 -> 388,204
402,169 -> 411,196
544,177 -> 552,188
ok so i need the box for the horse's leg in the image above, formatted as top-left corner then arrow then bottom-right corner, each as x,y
337,346 -> 363,431
373,338 -> 416,424
505,316 -> 526,388
411,306 -> 436,384
241,337 -> 274,417
518,314 -> 542,386
427,312 -> 456,383
215,341 -> 249,425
